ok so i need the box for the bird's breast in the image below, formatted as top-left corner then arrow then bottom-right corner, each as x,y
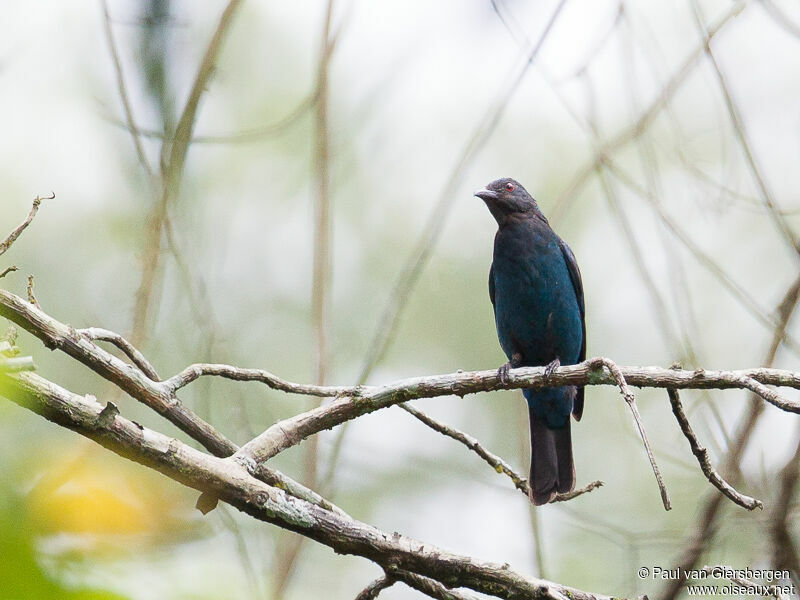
491,221 -> 582,365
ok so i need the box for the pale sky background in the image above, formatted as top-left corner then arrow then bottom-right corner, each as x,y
1,1 -> 800,598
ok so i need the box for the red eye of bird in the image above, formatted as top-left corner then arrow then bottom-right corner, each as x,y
505,182 -> 514,191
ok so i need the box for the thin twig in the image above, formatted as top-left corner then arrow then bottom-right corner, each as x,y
130,0 -> 242,347
0,194 -> 52,257
732,374 -> 798,412
3,287 -> 799,514
308,0 -> 337,477
667,388 -> 762,510
78,327 -> 160,381
604,159 -> 800,357
589,357 -> 671,510
354,575 -> 396,600
661,274 -> 800,600
104,90 -> 317,144
163,0 -> 242,190
26,275 -> 40,310
690,0 -> 799,261
231,354 -> 800,467
400,402 -> 527,493
401,402 -> 602,501
164,362 -> 356,396
0,289 -> 347,516
389,568 -> 483,600
160,358 -> 800,405
217,506 -> 264,598
272,1 -> 337,595
552,480 -> 605,503
760,0 -> 800,40
5,285 -> 800,406
0,266 -> 17,279
101,0 -> 154,180
769,423 -> 800,584
549,0 -> 746,223
596,165 -> 680,354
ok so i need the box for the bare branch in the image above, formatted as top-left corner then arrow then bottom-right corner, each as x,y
101,0 -> 154,180
78,327 -> 160,380
550,0 -> 746,222
3,280 -> 797,445
0,266 -> 17,279
400,402 -> 527,492
604,159 -> 800,357
596,166 -> 680,354
103,91 -> 317,144
2,286 -> 799,515
176,357 -> 607,504
0,288 -> 234,455
667,388 -> 762,510
0,194 -> 51,257
401,402 -> 602,501
273,2 -> 339,594
589,357 -> 671,510
6,285 -> 800,408
760,0 -> 800,40
390,568 -> 482,600
0,288 -> 346,517
131,0 -> 242,346
164,362 -> 356,396
552,480 -> 605,503
661,274 -> 800,599
0,370 -> 631,600
163,0 -> 242,191
311,0 -> 336,393
769,424 -> 800,580
162,358 -> 800,407
26,275 -> 41,310
690,0 -> 799,261
354,575 -> 395,600
233,354 -> 800,466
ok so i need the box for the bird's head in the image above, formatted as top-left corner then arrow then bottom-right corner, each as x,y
474,177 -> 539,225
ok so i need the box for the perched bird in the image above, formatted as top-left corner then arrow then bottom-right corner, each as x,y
475,177 -> 585,505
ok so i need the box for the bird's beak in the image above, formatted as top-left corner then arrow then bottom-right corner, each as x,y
474,188 -> 498,201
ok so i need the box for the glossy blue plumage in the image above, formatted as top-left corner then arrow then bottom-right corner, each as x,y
477,177 -> 586,504
491,217 -> 582,427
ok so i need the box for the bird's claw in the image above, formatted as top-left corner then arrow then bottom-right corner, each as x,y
544,357 -> 561,379
498,362 -> 511,385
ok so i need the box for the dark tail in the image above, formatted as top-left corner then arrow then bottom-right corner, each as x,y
528,408 -> 575,505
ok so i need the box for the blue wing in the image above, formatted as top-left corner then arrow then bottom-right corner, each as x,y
488,263 -> 496,307
558,238 -> 586,421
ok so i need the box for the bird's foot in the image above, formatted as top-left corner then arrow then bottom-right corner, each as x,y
498,353 -> 523,385
498,363 -> 511,385
543,357 -> 561,379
